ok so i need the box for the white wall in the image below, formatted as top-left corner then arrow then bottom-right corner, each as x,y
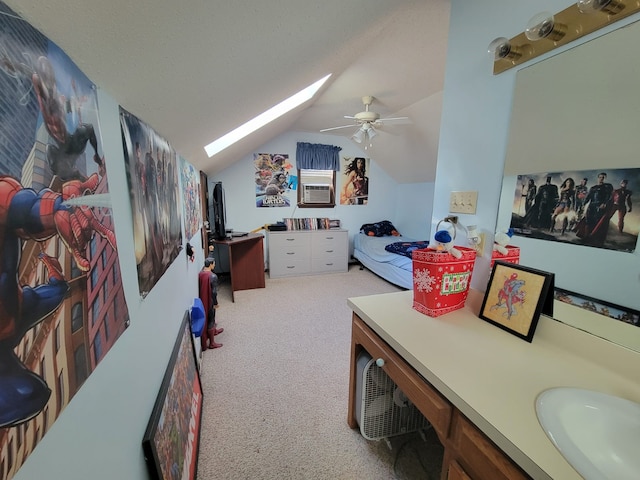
209,130 -> 434,262
395,182 -> 434,240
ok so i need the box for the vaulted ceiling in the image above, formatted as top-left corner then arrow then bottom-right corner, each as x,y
5,0 -> 450,183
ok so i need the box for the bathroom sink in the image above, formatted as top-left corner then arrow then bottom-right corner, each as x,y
536,387 -> 640,480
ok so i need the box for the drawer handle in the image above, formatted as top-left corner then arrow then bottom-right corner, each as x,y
376,358 -> 385,367
325,263 -> 334,266
286,266 -> 295,269
325,236 -> 334,239
286,252 -> 295,255
286,238 -> 295,241
325,250 -> 334,253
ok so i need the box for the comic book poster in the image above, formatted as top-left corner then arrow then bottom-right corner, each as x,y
254,153 -> 294,207
120,108 -> 184,296
507,168 -> 639,252
142,313 -> 202,480
340,156 -> 369,205
0,2 -> 130,477
180,156 -> 202,242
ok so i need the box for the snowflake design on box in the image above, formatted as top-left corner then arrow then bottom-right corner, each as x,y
414,268 -> 437,292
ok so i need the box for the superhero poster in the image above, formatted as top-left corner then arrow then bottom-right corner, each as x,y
120,108 -> 184,297
179,156 -> 202,243
142,313 -> 202,480
340,156 -> 369,205
506,168 -> 640,253
0,2 -> 130,478
254,153 -> 294,207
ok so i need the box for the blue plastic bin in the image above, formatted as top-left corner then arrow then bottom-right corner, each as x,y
190,298 -> 205,337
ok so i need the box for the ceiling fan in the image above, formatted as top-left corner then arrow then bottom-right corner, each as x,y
320,96 -> 409,149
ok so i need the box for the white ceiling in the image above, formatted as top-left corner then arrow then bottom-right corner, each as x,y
5,0 -> 450,183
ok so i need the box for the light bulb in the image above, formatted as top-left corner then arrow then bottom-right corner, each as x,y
577,0 -> 624,14
525,12 -> 565,41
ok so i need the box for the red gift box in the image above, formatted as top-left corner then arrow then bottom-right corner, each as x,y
412,246 -> 477,317
490,245 -> 520,271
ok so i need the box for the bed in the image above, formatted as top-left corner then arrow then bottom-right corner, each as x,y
352,221 -> 429,289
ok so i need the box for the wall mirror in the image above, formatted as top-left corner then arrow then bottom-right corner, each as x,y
497,19 -> 640,352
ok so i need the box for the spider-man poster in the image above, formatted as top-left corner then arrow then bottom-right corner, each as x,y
0,2 -> 130,478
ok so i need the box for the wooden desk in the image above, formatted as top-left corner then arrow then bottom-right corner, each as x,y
212,233 -> 265,301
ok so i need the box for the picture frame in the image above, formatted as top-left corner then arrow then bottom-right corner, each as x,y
479,261 -> 554,342
142,311 -> 203,479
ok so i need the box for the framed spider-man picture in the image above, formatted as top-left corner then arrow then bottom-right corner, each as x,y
479,261 -> 554,343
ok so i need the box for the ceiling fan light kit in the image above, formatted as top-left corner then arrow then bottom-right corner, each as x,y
320,95 -> 408,149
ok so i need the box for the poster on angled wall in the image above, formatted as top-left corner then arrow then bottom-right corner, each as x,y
119,107 -> 184,297
0,2 -> 130,478
180,156 -> 202,242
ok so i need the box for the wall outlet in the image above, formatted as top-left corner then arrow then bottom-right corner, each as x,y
449,191 -> 478,214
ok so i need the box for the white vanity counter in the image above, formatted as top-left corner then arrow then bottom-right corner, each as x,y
347,289 -> 640,480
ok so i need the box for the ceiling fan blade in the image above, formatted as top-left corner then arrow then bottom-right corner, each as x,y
320,124 -> 358,132
344,115 -> 358,120
379,116 -> 409,122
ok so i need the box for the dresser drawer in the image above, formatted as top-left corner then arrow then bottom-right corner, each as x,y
311,254 -> 347,273
313,232 -> 347,249
269,255 -> 311,277
269,232 -> 311,248
270,247 -> 308,263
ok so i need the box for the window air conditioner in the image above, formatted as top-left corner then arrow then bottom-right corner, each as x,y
303,184 -> 331,204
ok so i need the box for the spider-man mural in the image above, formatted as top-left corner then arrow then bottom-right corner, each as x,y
0,168 -> 115,427
0,8 -> 127,436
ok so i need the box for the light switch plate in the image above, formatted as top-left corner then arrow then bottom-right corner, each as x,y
449,191 -> 478,214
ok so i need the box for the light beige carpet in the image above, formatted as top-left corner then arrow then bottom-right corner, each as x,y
196,265 -> 443,480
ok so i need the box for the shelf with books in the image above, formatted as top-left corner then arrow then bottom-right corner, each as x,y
283,217 -> 331,231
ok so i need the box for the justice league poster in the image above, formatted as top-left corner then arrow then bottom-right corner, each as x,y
0,2 -> 130,478
507,168 -> 639,253
120,108 -> 184,297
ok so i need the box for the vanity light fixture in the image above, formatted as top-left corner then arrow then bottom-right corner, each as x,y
491,1 -> 640,74
525,12 -> 566,41
487,37 -> 522,61
577,0 -> 625,15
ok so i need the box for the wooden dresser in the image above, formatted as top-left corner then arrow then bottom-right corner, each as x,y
267,229 -> 348,278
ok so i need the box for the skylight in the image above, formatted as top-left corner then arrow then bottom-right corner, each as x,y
204,73 -> 332,158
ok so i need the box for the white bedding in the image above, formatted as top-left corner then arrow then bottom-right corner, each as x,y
353,234 -> 415,289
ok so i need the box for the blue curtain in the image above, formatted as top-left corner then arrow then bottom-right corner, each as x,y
296,142 -> 341,171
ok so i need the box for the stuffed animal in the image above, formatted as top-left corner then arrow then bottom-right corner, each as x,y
428,229 -> 462,259
493,229 -> 513,255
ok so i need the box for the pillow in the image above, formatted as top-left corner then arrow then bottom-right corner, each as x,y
360,220 -> 400,237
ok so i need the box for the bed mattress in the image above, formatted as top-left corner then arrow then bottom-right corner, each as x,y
353,234 -> 415,289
